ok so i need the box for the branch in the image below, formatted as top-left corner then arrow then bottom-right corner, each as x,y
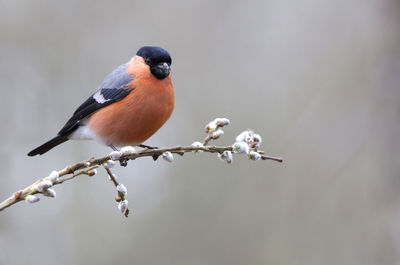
0,118 -> 283,216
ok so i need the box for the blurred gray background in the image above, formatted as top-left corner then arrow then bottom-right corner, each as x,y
1,0 -> 399,264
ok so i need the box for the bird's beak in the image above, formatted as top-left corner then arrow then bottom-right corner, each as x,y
155,62 -> 170,76
150,62 -> 171,79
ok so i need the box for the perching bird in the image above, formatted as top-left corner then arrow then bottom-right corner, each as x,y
28,46 -> 174,157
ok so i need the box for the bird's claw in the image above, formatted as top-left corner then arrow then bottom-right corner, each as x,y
119,158 -> 129,167
152,153 -> 161,161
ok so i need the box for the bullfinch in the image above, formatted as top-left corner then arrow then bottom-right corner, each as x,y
28,46 -> 174,156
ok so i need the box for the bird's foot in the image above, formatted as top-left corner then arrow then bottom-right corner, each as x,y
119,158 -> 129,167
152,153 -> 161,161
138,144 -> 158,149
109,144 -> 129,166
138,144 -> 160,161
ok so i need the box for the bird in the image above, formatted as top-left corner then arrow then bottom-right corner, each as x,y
28,46 -> 174,158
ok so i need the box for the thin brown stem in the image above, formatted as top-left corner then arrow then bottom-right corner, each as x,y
203,135 -> 213,146
0,144 -> 282,212
104,167 -> 129,218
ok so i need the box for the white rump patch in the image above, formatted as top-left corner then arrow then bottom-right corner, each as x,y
68,125 -> 97,140
68,120 -> 108,145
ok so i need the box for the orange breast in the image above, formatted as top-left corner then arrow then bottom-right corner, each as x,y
88,56 -> 174,146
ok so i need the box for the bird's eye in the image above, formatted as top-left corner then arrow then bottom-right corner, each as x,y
145,58 -> 151,65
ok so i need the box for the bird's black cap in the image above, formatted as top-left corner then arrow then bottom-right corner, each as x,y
136,46 -> 172,65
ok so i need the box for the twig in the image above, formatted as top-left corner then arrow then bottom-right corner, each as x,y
203,135 -> 213,146
0,145 -> 282,212
0,118 -> 283,215
104,167 -> 130,218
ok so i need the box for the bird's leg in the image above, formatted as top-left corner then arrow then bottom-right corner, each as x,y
109,145 -> 128,167
110,145 -> 118,151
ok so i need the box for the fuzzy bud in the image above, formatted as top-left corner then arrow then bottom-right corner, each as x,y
253,134 -> 262,143
110,150 -> 122,160
235,130 -> 254,144
248,151 -> 262,161
218,150 -> 233,164
13,190 -> 22,199
252,134 -> 262,148
116,183 -> 128,195
232,142 -> 250,154
205,120 -> 218,133
84,162 -> 91,167
43,188 -> 56,198
87,169 -> 97,177
25,195 -> 40,204
103,160 -> 117,168
118,200 -> 128,214
162,152 -> 174,162
216,118 -> 230,127
37,180 -> 53,192
121,146 -> 136,154
47,171 -> 59,182
191,141 -> 204,153
212,129 -> 224,139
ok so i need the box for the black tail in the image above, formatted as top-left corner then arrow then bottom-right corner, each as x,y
28,135 -> 69,156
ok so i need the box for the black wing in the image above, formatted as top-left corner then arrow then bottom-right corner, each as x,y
58,63 -> 134,136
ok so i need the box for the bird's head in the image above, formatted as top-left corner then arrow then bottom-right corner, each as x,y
136,46 -> 172,80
